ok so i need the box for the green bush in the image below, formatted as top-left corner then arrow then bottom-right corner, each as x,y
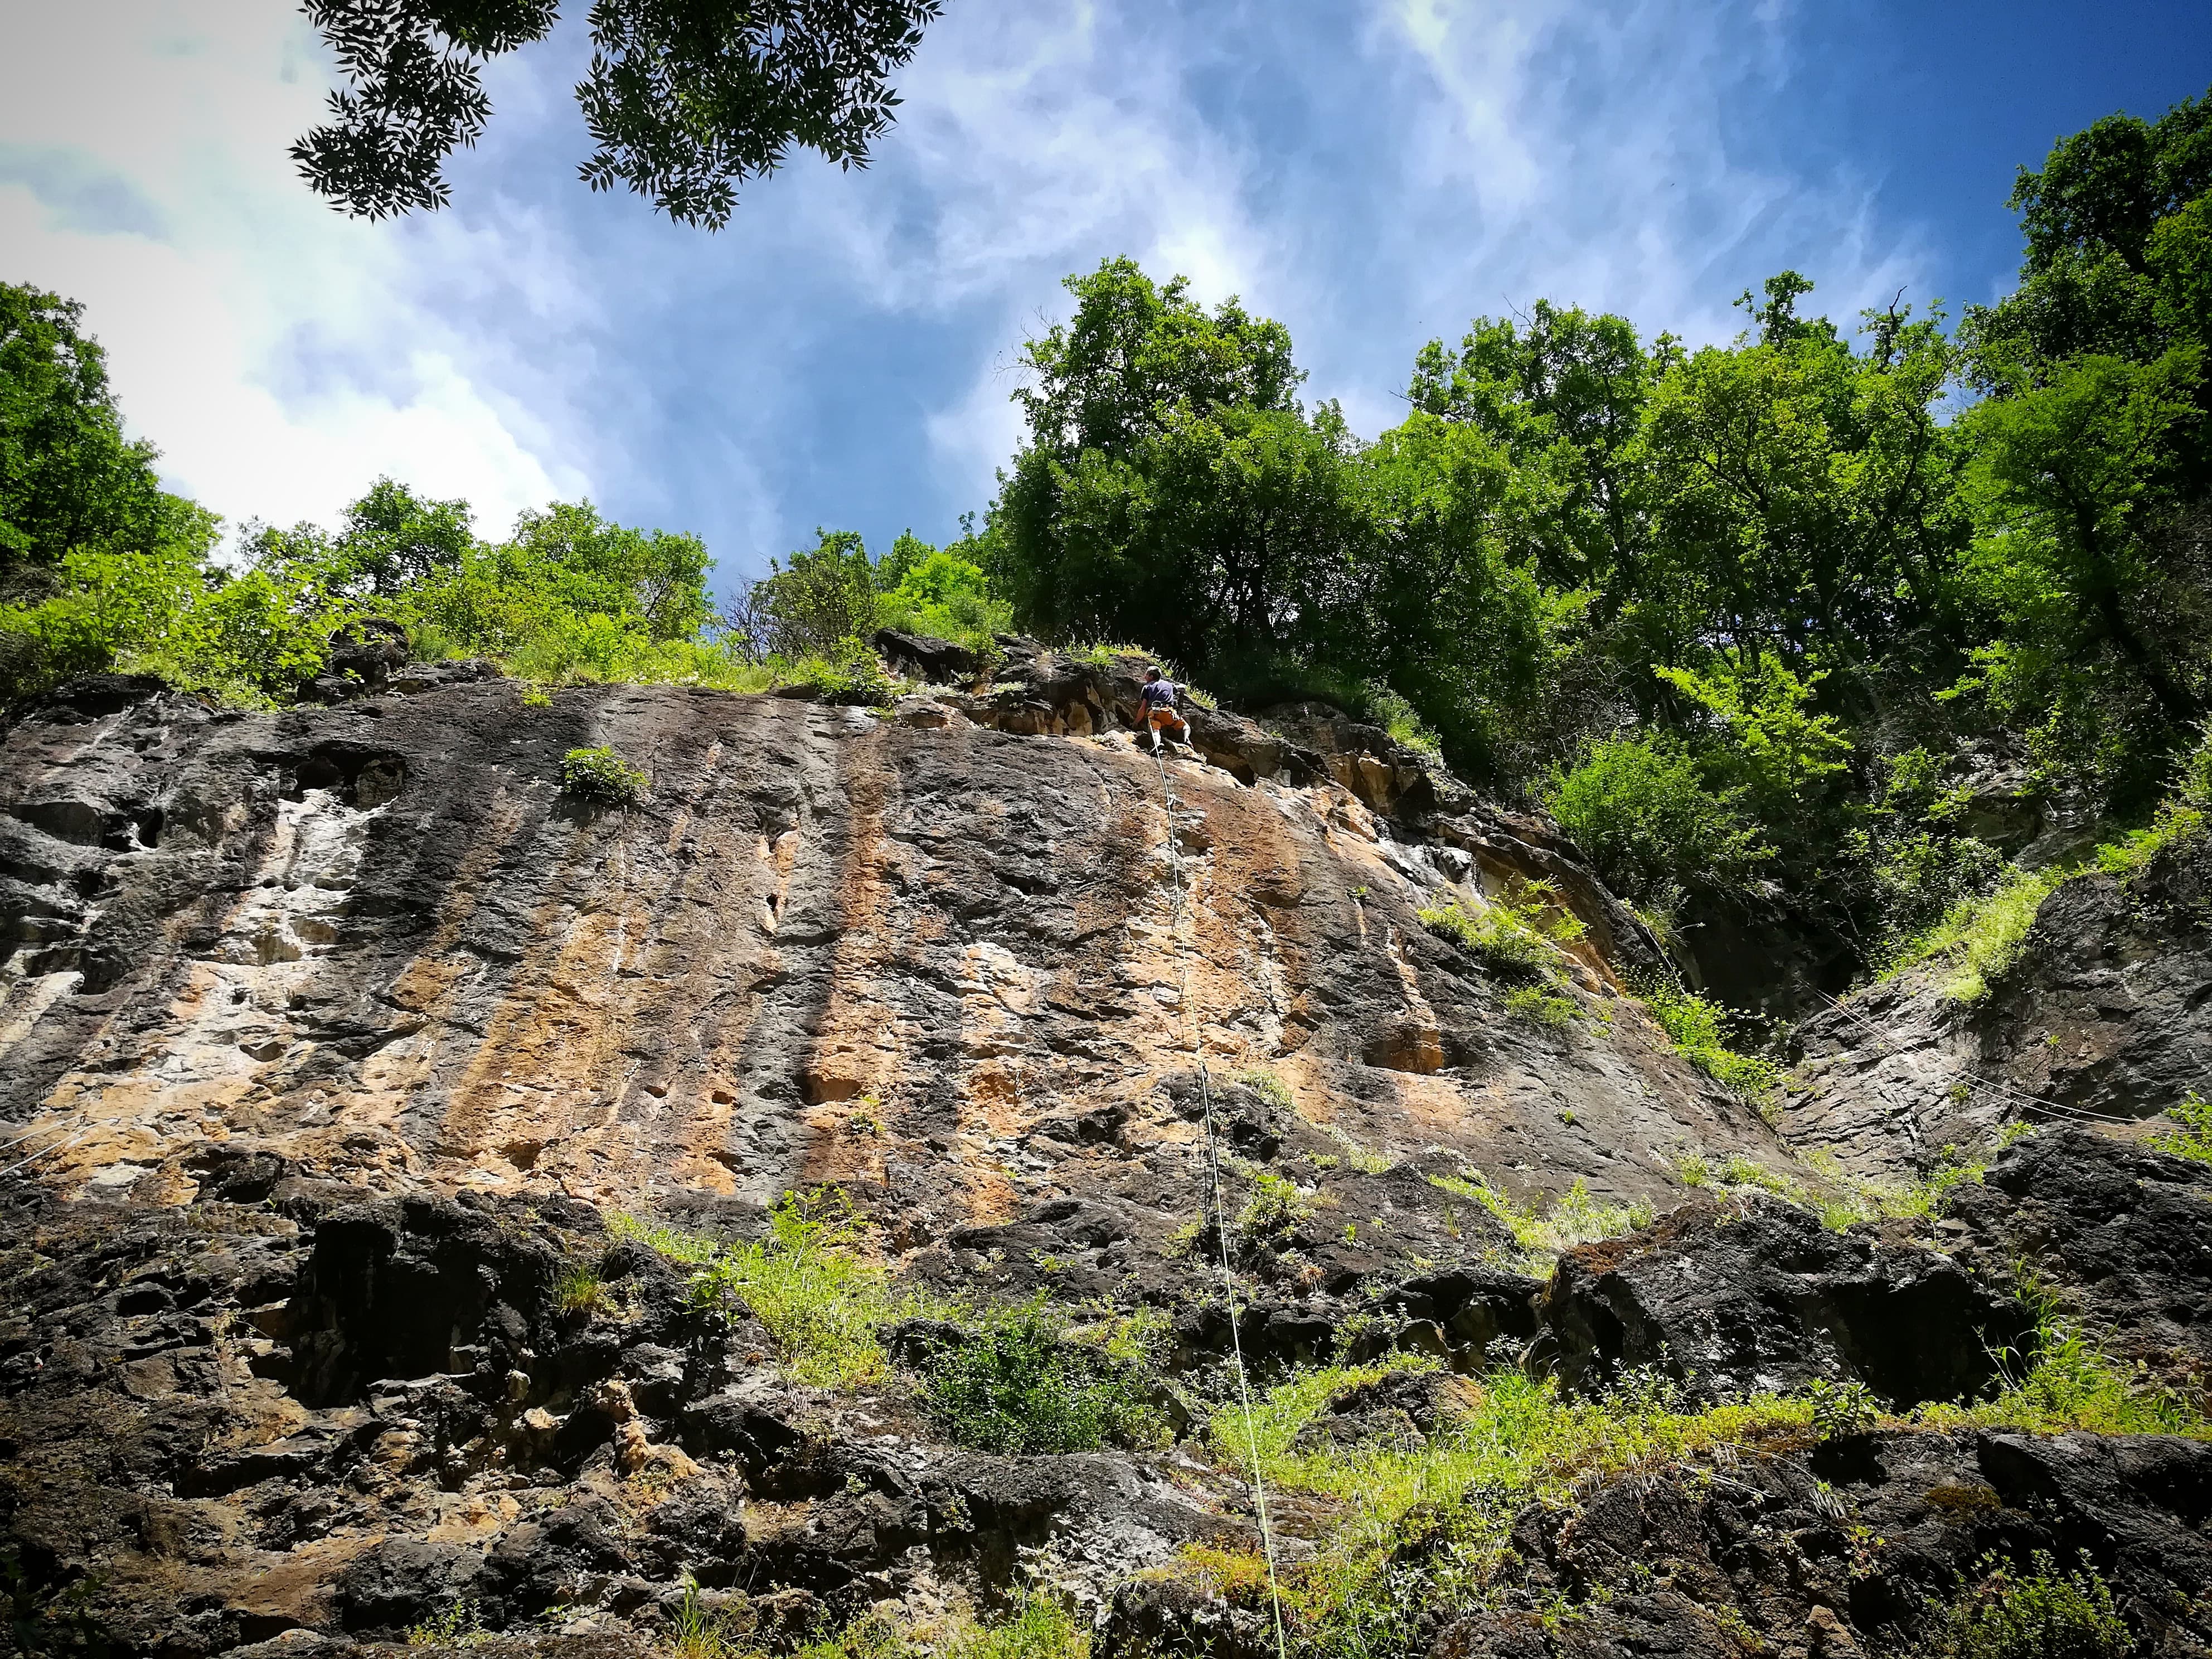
1636,981 -> 1781,1105
1546,731 -> 1771,902
921,1298 -> 1147,1454
677,1190 -> 919,1388
1502,986 -> 1578,1029
1418,895 -> 1577,983
560,744 -> 649,806
2149,1090 -> 2212,1162
1928,1552 -> 2130,1659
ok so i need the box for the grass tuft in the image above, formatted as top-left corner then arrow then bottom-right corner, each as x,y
620,1192 -> 923,1389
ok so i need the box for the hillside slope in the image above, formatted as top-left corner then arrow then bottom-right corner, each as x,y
2,658 -> 2207,1658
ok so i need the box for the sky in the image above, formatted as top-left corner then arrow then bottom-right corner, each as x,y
3,2 -> 2209,602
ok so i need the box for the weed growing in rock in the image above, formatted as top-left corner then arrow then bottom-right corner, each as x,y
406,1598 -> 489,1646
1926,1551 -> 2130,1659
1805,1377 -> 1879,1439
1237,1170 -> 1319,1251
2149,1091 -> 2212,1162
1502,985 -> 1579,1029
561,744 -> 649,806
553,1262 -> 609,1317
1234,1066 -> 1295,1113
1634,981 -> 1781,1106
675,1191 -> 920,1388
1427,1171 -> 1651,1271
607,1210 -> 722,1265
1190,1361 -> 1816,1659
1418,894 -> 1576,982
730,1589 -> 1087,1659
923,1297 -> 1154,1454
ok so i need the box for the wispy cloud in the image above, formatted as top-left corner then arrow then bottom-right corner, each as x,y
2,0 -> 1948,588
0,1 -> 591,541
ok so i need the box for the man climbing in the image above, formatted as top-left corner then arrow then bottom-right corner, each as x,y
1136,666 -> 1191,754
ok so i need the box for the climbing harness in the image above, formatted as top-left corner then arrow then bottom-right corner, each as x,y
1151,749 -> 1293,1659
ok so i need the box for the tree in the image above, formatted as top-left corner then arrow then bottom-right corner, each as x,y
1964,85 -> 2212,372
748,528 -> 877,656
331,477 -> 476,595
293,0 -> 944,227
1,284 -> 202,574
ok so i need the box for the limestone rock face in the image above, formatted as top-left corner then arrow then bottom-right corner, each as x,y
5,669 -> 2209,1657
1784,832 -> 2212,1178
0,672 -> 1772,1219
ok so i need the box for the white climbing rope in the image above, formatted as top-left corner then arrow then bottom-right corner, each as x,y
1151,746 -> 1293,1659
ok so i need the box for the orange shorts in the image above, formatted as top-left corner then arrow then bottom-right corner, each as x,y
1144,706 -> 1187,735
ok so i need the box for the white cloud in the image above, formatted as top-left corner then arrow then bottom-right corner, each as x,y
0,0 -> 591,540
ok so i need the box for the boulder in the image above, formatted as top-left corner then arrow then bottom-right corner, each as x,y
1536,1194 -> 2034,1405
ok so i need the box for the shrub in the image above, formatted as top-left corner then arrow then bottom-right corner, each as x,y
1804,1376 -> 1879,1439
922,1298 -> 1147,1454
1502,986 -> 1578,1029
2149,1090 -> 2212,1162
560,744 -> 649,806
782,636 -> 898,707
1928,1552 -> 2130,1659
1545,730 -> 1770,901
681,1191 -> 915,1388
1419,894 -> 1577,983
1636,981 -> 1781,1105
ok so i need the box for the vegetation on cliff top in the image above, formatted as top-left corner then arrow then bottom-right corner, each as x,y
7,85 -> 2211,999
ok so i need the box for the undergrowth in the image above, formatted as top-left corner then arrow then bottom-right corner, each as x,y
1419,888 -> 1583,984
668,1584 -> 1086,1659
2149,1090 -> 2212,1162
617,1192 -> 923,1388
1924,1550 -> 2131,1659
1885,802 -> 2206,1002
1634,981 -> 1781,1109
1427,1171 -> 1651,1272
1194,1362 -> 1813,1656
923,1297 -> 1158,1454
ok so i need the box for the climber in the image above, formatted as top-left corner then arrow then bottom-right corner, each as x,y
1136,666 -> 1191,754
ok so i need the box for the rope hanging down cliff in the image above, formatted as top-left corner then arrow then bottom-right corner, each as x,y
1151,748 -> 1292,1659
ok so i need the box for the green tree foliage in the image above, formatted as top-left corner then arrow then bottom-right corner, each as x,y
1,284 -> 206,575
293,0 -> 943,227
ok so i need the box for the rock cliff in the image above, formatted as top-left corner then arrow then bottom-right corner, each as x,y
1,653 -> 2206,1658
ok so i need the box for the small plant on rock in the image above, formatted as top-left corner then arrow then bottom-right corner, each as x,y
922,1297 -> 1150,1454
1927,1551 -> 2130,1659
561,743 -> 649,806
553,1262 -> 608,1318
1503,985 -> 1579,1030
1804,1376 -> 1879,1440
2149,1090 -> 2212,1163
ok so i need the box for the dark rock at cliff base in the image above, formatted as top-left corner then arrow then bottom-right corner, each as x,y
1536,1195 -> 2034,1405
1434,1427 -> 2212,1659
1947,1127 -> 2212,1388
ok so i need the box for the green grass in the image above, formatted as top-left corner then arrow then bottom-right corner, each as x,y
1634,981 -> 1781,1108
1427,1172 -> 1651,1271
1927,1551 -> 2131,1659
1188,1363 -> 1815,1658
667,1586 -> 1086,1659
552,1262 -> 609,1317
1886,865 -> 2067,1002
1419,894 -> 1578,983
560,744 -> 649,806
621,1192 -> 924,1389
1885,803 -> 2207,1003
2148,1090 -> 2212,1162
921,1297 -> 1156,1454
1502,985 -> 1579,1029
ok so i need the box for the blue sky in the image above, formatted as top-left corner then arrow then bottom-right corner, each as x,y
3,1 -> 2209,603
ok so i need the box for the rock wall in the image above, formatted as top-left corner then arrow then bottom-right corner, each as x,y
1,670 -> 1774,1224
1784,830 -> 2212,1178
